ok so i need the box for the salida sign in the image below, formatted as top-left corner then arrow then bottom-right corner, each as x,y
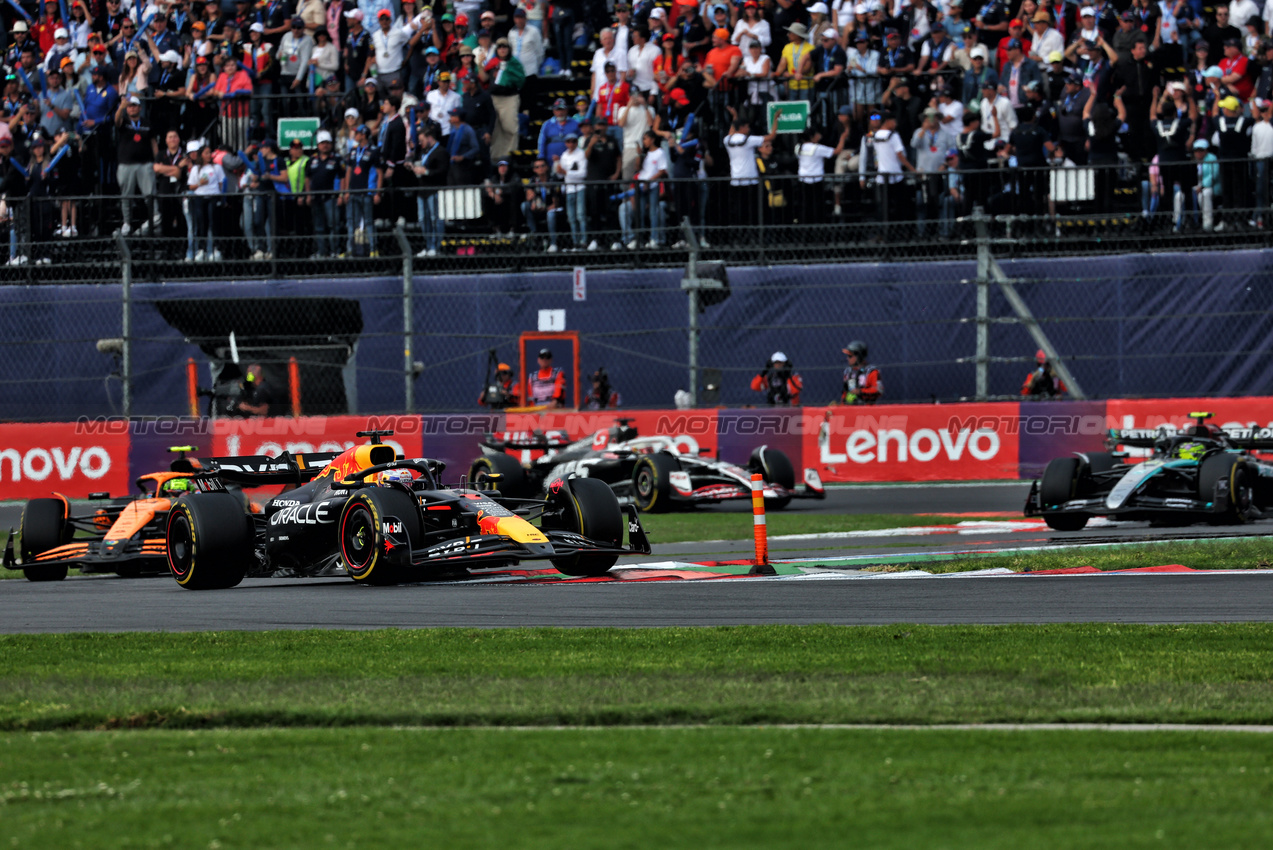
0,422 -> 130,500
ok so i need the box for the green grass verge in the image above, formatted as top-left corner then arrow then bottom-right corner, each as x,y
4,625 -> 1273,730
886,538 -> 1273,575
637,512 -> 1014,544
4,727 -> 1272,849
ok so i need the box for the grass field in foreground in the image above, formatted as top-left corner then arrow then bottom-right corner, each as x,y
898,537 -> 1273,574
4,625 -> 1273,730
4,727 -> 1272,849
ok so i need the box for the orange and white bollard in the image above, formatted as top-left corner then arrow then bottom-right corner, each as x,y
751,473 -> 768,566
186,358 -> 199,417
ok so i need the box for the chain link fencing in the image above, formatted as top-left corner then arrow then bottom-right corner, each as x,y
3,160 -> 1273,420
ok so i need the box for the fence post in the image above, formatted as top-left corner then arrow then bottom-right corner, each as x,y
394,225 -> 414,413
682,218 -> 700,407
971,205 -> 989,402
116,234 -> 133,418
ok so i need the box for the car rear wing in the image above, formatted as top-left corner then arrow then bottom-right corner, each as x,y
480,430 -> 573,451
197,451 -> 344,486
1219,427 -> 1273,451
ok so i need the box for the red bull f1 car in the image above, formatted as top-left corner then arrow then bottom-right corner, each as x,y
1025,412 -> 1273,531
161,430 -> 651,590
2,447 -> 258,581
470,419 -> 825,512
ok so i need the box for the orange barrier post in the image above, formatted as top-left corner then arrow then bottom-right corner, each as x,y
186,358 -> 198,417
751,472 -> 768,566
289,356 -> 301,418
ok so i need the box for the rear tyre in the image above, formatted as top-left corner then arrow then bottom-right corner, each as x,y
1039,457 -> 1089,532
749,446 -> 796,511
19,498 -> 71,582
631,453 -> 680,512
546,477 -> 623,577
469,453 -> 528,498
166,494 -> 254,590
1198,454 -> 1253,525
339,488 -> 423,585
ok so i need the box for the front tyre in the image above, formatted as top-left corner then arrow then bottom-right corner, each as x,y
749,446 -> 796,511
19,498 -> 71,582
339,488 -> 423,585
631,453 -> 680,512
546,477 -> 623,577
166,493 -> 254,590
1039,457 -> 1089,531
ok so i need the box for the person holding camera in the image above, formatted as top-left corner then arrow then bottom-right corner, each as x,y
840,340 -> 882,405
528,347 -> 567,408
751,352 -> 803,406
231,363 -> 273,417
478,361 -> 521,408
1021,348 -> 1067,398
583,368 -> 622,409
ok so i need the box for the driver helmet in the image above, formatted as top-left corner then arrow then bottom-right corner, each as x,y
164,477 -> 192,493
377,469 -> 414,486
1175,441 -> 1206,461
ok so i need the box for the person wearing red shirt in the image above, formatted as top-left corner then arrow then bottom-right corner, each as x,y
995,18 -> 1032,72
1219,38 -> 1254,102
527,348 -> 567,407
33,0 -> 64,56
839,341 -> 881,405
751,351 -> 803,406
594,62 -> 630,125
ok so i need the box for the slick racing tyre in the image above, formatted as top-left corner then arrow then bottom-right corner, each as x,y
749,446 -> 796,511
1038,457 -> 1089,531
166,493 -> 254,590
19,498 -> 72,582
546,477 -> 624,577
469,453 -> 528,498
1198,454 -> 1254,525
339,488 -> 423,585
632,453 -> 680,513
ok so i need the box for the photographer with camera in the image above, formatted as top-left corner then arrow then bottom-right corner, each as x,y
840,340 -> 881,405
1021,348 -> 1067,398
583,368 -> 621,409
478,357 -> 521,409
751,351 -> 803,407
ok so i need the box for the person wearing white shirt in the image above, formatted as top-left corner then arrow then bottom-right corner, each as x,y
871,112 -> 916,231
591,29 -> 629,99
185,141 -> 223,262
425,72 -> 461,135
555,133 -> 589,249
936,89 -> 965,127
509,11 -> 545,80
627,27 -> 661,94
613,3 -> 633,55
1252,98 -> 1273,225
794,124 -> 850,222
623,130 -> 669,247
369,9 -> 409,88
1028,17 -> 1064,66
980,80 -> 1018,141
617,88 -> 654,178
732,2 -> 772,53
1232,0 -> 1260,32
723,110 -> 779,227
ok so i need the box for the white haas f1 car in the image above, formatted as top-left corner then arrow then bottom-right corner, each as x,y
162,430 -> 651,589
1025,412 -> 1273,531
470,419 -> 825,512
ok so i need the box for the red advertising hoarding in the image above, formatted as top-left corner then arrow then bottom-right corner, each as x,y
0,421 -> 131,501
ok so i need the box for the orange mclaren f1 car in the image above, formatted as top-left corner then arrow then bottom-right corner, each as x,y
3,447 -> 261,581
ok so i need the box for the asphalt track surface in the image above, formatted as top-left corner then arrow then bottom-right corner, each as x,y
4,482 -> 1273,633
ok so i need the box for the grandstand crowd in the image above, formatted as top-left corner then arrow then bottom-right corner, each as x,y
0,0 -> 1269,260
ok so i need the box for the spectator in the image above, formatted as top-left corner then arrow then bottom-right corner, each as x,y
280,17 -> 315,109
114,93 -> 154,236
582,117 -> 620,244
795,121 -> 850,224
522,156 -> 562,250
1219,37 -> 1255,101
538,97 -> 579,160
459,73 -> 495,152
617,86 -> 655,178
343,123 -> 381,257
957,110 -> 993,208
527,347 -> 567,407
1211,94 -> 1251,224
980,77 -> 1017,142
427,71 -> 461,134
733,1 -> 772,54
508,8 -> 544,84
740,38 -> 776,112
412,122 -> 448,257
343,9 -> 372,91
1204,5 -> 1241,58
847,31 -> 881,122
938,147 -> 964,238
185,139 -> 223,262
1117,39 -> 1159,161
1021,349 -> 1067,397
483,158 -> 520,235
913,107 -> 957,234
1029,11 -> 1064,66
751,351 -> 803,406
963,45 -> 997,108
550,2 -> 578,78
595,62 -> 632,131
840,340 -> 881,404
679,2 -> 711,65
724,107 -> 779,227
628,26 -> 661,96
447,106 -> 480,185
153,128 -> 188,240
369,9 -> 408,90
305,129 -> 344,258
556,132 -> 588,249
777,23 -> 812,97
1192,137 -> 1220,229
482,38 -> 525,161
1000,38 -> 1043,111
